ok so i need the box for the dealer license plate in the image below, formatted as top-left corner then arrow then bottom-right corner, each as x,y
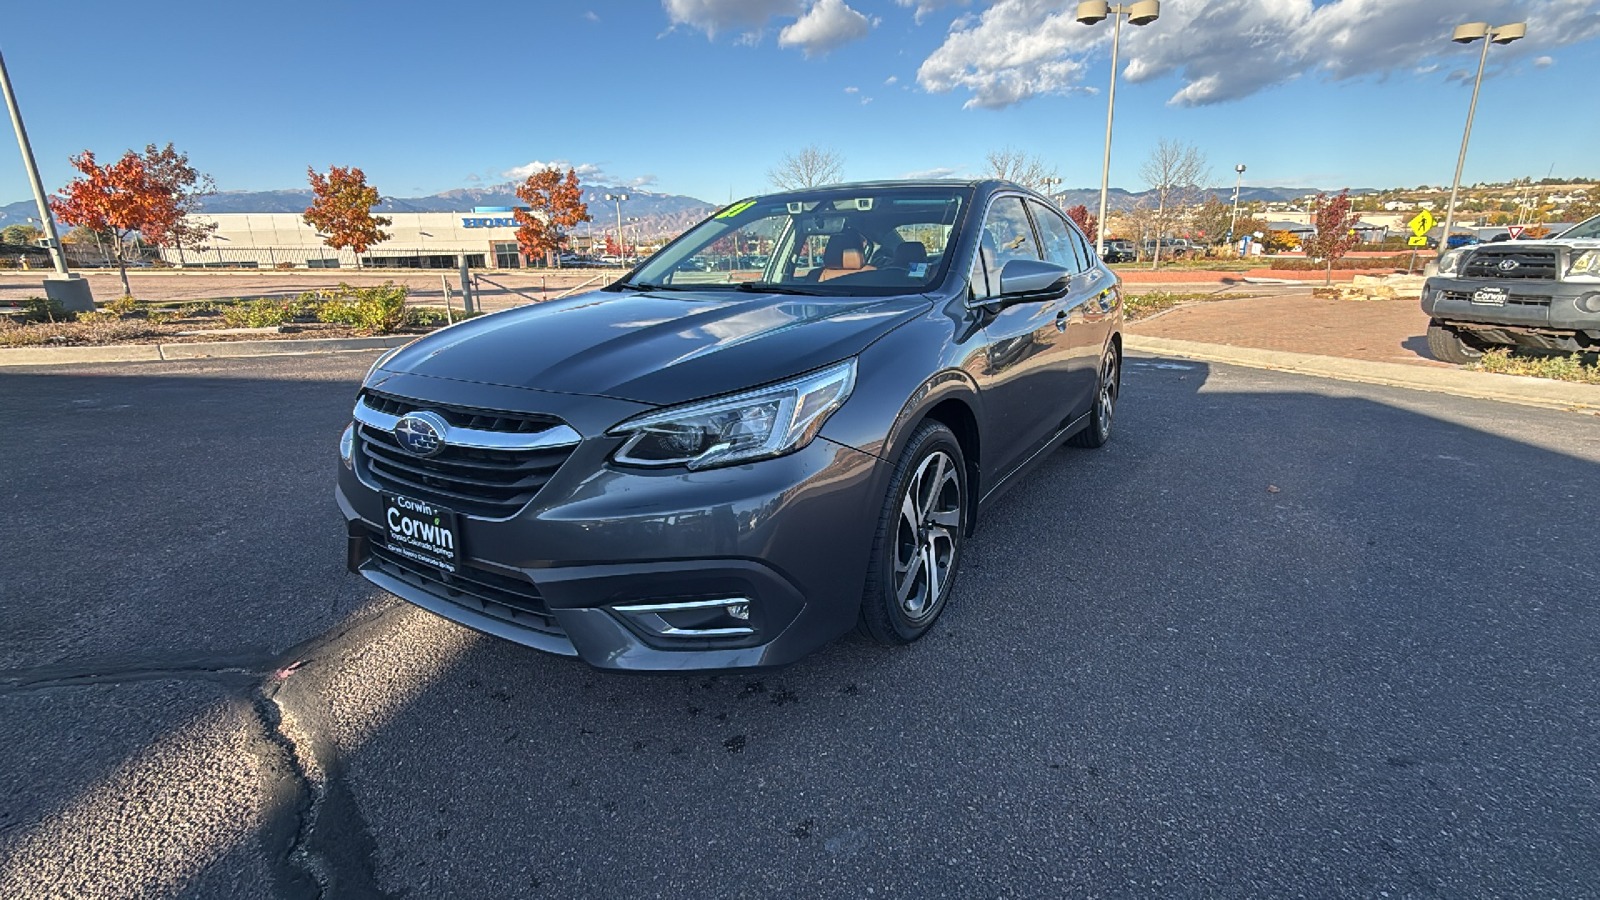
1471,286 -> 1507,306
382,494 -> 460,572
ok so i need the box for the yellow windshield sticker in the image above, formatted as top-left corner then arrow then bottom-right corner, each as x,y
715,200 -> 756,219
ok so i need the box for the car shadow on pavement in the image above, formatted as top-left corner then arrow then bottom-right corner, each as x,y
3,355 -> 1600,898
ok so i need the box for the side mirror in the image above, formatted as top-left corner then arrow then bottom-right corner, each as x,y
998,258 -> 1072,298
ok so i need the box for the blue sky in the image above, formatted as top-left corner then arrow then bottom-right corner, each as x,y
3,0 -> 1597,206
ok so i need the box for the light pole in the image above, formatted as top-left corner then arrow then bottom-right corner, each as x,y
1041,176 -> 1062,207
1076,1 -> 1160,257
1226,163 -> 1246,246
0,45 -> 93,310
1439,20 -> 1525,256
604,193 -> 628,259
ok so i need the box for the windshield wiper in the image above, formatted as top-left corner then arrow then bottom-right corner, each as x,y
734,282 -> 820,295
616,281 -> 685,292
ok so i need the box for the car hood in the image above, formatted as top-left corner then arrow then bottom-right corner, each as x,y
376,289 -> 931,406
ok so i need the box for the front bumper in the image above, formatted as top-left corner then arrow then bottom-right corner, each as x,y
1423,276 -> 1600,335
337,375 -> 885,671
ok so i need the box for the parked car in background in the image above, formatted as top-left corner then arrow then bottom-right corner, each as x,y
1142,237 -> 1193,259
337,179 -> 1124,671
1421,213 -> 1600,363
1102,239 -> 1136,263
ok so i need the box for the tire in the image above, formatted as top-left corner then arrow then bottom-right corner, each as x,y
858,421 -> 967,646
1426,320 -> 1486,365
1069,345 -> 1120,449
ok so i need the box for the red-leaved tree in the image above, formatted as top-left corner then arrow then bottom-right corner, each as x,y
1064,204 -> 1098,244
303,166 -> 392,267
1306,189 -> 1359,285
139,143 -> 218,265
51,150 -> 170,297
513,168 -> 591,267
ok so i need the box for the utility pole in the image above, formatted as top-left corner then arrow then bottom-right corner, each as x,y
0,45 -> 94,310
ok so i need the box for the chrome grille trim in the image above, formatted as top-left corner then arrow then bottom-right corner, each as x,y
354,395 -> 581,451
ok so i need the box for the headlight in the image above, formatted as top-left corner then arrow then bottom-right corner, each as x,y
1567,249 -> 1600,278
1437,249 -> 1468,276
339,422 -> 355,469
609,360 -> 857,470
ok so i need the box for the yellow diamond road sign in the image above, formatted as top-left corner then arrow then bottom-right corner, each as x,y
1408,235 -> 1429,247
1409,210 -> 1437,237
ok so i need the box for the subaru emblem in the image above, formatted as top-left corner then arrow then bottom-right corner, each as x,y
394,411 -> 449,458
1498,259 -> 1520,272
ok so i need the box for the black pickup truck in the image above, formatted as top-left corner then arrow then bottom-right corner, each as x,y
1421,215 -> 1600,363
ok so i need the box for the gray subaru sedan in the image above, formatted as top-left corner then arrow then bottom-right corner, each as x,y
336,179 -> 1122,671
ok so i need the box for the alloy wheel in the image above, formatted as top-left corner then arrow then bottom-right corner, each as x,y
893,450 -> 962,620
1098,352 -> 1118,437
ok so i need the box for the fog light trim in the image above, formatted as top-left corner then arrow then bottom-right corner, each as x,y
611,597 -> 755,638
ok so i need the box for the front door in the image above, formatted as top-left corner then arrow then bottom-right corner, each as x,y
973,195 -> 1078,481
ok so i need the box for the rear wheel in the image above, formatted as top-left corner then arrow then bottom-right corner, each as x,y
859,422 -> 966,645
1069,346 -> 1119,449
1426,320 -> 1487,365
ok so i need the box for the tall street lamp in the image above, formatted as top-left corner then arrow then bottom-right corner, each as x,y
1438,20 -> 1525,255
1076,0 -> 1160,257
604,193 -> 629,258
1041,176 -> 1062,207
0,45 -> 94,310
1226,163 -> 1246,245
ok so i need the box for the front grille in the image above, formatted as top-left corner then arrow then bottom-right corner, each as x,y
362,390 -> 559,434
1439,290 -> 1552,307
356,390 -> 576,518
367,538 -> 564,635
1462,248 -> 1560,280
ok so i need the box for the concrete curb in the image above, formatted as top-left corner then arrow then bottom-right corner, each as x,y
0,335 -> 412,368
1125,336 -> 1600,412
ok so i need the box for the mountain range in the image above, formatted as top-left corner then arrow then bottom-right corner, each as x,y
1,182 -> 1368,235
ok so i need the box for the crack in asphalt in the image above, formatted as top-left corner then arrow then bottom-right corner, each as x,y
1,602 -> 404,898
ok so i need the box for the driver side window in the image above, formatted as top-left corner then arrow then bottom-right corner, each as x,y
970,196 -> 1040,300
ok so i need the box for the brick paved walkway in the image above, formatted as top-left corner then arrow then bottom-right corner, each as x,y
1128,291 -> 1446,367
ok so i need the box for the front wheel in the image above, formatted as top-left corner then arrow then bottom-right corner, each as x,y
1069,346 -> 1120,449
858,422 -> 967,645
1426,320 -> 1487,365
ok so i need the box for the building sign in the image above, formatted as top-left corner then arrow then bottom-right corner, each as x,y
462,216 -> 518,228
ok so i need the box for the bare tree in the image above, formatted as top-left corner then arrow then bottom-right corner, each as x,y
985,146 -> 1057,193
767,145 -> 846,190
1138,138 -> 1212,269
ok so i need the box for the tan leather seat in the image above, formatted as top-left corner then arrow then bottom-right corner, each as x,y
817,230 -> 875,282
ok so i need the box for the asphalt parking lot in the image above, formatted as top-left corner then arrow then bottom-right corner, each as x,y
2,351 -> 1598,898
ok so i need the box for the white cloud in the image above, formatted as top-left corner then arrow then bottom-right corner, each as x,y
502,160 -> 653,188
779,0 -> 876,56
844,85 -> 860,92
902,166 -> 965,179
584,10 -> 599,22
917,0 -> 1099,109
1534,55 -> 1555,67
662,0 -> 800,37
916,0 -> 1600,109
895,0 -> 968,25
885,75 -> 899,84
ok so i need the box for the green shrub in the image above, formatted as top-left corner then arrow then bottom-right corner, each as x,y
315,282 -> 409,334
1472,348 -> 1600,384
76,310 -> 120,325
22,296 -> 73,323
146,310 -> 176,326
103,294 -> 143,316
182,300 -> 218,316
220,299 -> 293,329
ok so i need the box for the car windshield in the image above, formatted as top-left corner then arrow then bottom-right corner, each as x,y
620,186 -> 969,295
1558,214 -> 1600,240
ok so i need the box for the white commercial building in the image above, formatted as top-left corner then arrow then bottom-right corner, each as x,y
161,210 -> 552,269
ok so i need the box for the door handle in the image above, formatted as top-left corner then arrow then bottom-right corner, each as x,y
1054,309 -> 1069,332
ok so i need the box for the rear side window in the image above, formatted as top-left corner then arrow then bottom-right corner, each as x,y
1029,201 -> 1084,273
